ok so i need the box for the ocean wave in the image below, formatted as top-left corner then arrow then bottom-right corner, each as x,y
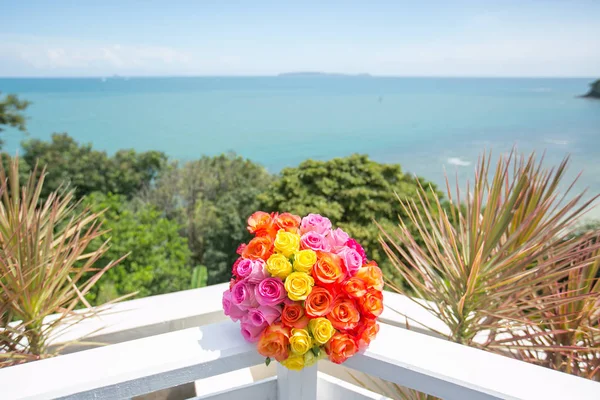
447,157 -> 471,167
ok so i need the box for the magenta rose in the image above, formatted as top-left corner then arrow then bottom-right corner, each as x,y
255,277 -> 286,306
231,280 -> 259,309
236,258 -> 268,283
300,213 -> 332,235
240,320 -> 266,343
222,290 -> 246,322
328,227 -> 350,252
346,238 -> 367,264
301,231 -> 331,252
248,305 -> 281,326
338,246 -> 362,277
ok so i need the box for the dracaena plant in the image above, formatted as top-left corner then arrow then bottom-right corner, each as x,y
377,150 -> 600,393
0,156 -> 125,367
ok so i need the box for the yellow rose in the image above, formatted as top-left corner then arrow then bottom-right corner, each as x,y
303,350 -> 317,367
293,249 -> 317,273
281,354 -> 305,371
308,318 -> 335,345
274,229 -> 300,257
289,328 -> 313,355
266,253 -> 293,280
284,272 -> 314,301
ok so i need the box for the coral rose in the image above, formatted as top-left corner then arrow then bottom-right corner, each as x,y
304,286 -> 334,317
356,261 -> 384,291
275,212 -> 301,232
352,318 -> 380,350
242,236 -> 273,261
325,332 -> 358,364
247,211 -> 277,238
281,303 -> 309,329
257,323 -> 290,362
359,289 -> 384,318
341,277 -> 367,299
327,296 -> 361,331
312,252 -> 344,286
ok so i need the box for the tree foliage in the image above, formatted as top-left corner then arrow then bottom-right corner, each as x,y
21,133 -> 167,200
257,154 -> 442,282
144,153 -> 273,284
83,193 -> 192,304
0,92 -> 30,147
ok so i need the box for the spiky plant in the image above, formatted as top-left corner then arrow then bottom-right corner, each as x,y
378,150 -> 600,388
0,156 -> 124,367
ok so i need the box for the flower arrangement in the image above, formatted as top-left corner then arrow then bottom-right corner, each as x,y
222,212 -> 384,370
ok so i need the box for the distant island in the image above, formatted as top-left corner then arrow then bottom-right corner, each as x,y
278,72 -> 372,77
581,79 -> 600,99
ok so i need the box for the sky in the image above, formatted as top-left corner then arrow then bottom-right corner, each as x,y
0,0 -> 599,77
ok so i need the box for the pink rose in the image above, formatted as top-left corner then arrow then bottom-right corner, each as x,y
301,231 -> 331,252
248,305 -> 281,326
346,238 -> 367,264
222,290 -> 246,322
338,246 -> 362,277
328,228 -> 350,252
300,213 -> 332,235
232,280 -> 259,309
236,258 -> 268,283
240,320 -> 266,343
255,277 -> 286,306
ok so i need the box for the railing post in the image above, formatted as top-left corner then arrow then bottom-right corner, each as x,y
277,363 -> 318,400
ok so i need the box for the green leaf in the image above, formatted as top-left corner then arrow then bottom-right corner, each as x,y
265,357 -> 271,366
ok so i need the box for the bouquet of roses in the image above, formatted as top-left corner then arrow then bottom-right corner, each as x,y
222,212 -> 384,370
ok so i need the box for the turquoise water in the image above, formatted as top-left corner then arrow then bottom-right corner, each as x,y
1,77 -> 599,214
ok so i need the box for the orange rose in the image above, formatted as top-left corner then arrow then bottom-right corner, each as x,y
356,261 -> 384,291
247,211 -> 278,238
359,289 -> 384,318
257,323 -> 290,362
242,236 -> 273,261
282,303 -> 309,329
304,286 -> 334,317
327,296 -> 361,331
275,213 -> 301,233
341,277 -> 367,299
312,252 -> 344,286
352,318 -> 379,350
325,332 -> 358,364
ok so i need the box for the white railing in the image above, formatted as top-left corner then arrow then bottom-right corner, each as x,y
1,285 -> 599,400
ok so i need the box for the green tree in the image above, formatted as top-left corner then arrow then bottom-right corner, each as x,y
144,153 -> 273,284
21,133 -> 166,200
83,193 -> 192,304
257,154 -> 442,283
0,92 -> 30,148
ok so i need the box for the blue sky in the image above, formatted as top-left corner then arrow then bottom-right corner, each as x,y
1,0 -> 599,77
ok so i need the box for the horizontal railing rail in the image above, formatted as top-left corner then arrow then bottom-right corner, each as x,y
2,319 -> 599,400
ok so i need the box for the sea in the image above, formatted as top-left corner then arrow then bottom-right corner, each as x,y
1,76 -> 599,218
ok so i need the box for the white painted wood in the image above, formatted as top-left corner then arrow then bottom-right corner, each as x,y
277,363 -> 318,400
193,376 -> 277,400
0,320 -> 262,400
344,323 -> 600,400
317,372 -> 390,400
50,283 -> 230,353
194,368 -> 255,397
